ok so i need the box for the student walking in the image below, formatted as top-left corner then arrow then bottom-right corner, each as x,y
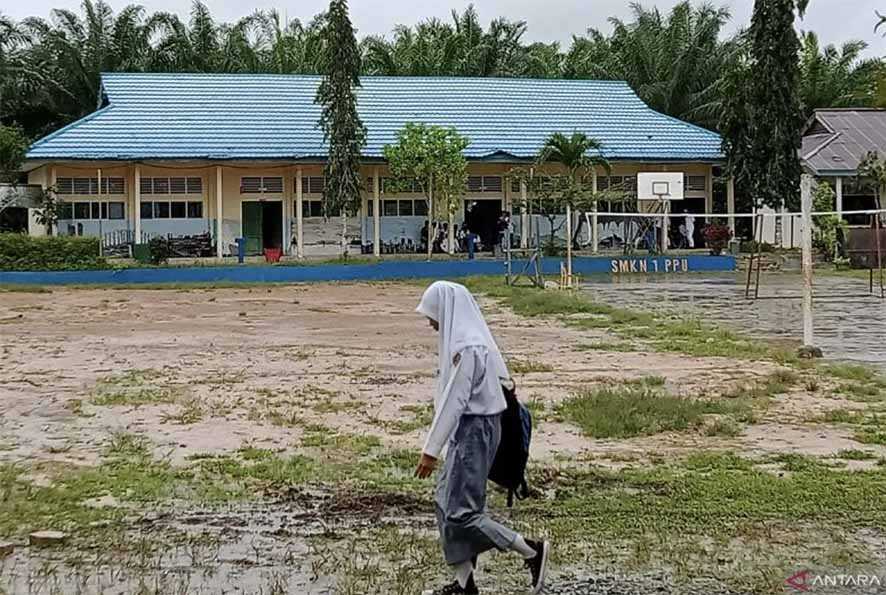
415,281 -> 550,595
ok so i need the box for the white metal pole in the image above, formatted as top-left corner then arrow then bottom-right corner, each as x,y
801,174 -> 815,349
660,199 -> 669,253
372,167 -> 380,257
215,166 -> 223,259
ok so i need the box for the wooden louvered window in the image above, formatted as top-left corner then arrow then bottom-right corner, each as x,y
56,178 -> 74,194
241,176 -> 282,194
467,176 -> 483,193
140,177 -> 153,194
467,176 -> 502,193
299,176 -> 325,195
685,175 -> 706,192
153,178 -> 170,194
169,178 -> 187,194
186,177 -> 202,194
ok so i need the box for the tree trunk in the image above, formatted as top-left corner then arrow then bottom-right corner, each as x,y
448,210 -> 455,256
340,210 -> 349,259
426,174 -> 434,261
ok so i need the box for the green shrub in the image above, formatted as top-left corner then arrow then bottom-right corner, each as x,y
147,236 -> 171,265
0,233 -> 106,271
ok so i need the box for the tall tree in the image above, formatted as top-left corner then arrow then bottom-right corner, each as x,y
383,123 -> 469,259
537,132 -> 608,277
722,0 -> 808,211
315,0 -> 365,257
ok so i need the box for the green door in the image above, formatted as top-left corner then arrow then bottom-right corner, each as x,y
242,202 -> 263,254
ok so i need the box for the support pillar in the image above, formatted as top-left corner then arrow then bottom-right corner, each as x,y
704,166 -> 714,224
565,204 -> 573,283
134,166 -> 141,243
215,166 -> 223,259
296,167 -> 304,259
520,180 -> 528,248
835,177 -> 843,219
373,168 -> 380,257
591,169 -> 599,254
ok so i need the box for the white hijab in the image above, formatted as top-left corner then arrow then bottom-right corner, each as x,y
416,281 -> 511,395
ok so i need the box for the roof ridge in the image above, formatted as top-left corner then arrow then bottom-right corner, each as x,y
99,71 -> 633,86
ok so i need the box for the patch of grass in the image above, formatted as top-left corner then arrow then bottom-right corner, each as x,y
379,404 -> 433,434
835,449 -> 878,461
556,383 -> 752,439
238,446 -> 276,461
821,363 -> 881,383
0,284 -> 52,293
161,398 -> 203,425
91,369 -> 178,406
577,340 -> 638,352
702,416 -> 742,437
855,430 -> 886,445
509,359 -> 554,374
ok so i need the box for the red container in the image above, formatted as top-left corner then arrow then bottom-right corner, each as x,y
264,248 -> 282,263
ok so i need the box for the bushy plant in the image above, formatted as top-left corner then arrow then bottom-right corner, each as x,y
0,233 -> 105,271
703,223 -> 732,255
147,236 -> 172,265
812,181 -> 847,261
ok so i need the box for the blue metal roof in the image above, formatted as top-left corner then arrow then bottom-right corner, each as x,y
27,73 -> 724,162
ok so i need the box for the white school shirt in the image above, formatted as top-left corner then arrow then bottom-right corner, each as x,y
423,345 -> 507,459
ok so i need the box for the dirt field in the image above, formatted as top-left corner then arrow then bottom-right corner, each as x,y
2,280 -> 886,594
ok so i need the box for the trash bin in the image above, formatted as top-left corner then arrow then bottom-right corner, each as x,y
728,238 -> 741,256
235,237 -> 246,264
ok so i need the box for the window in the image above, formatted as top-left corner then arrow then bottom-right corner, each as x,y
57,178 -> 74,194
511,178 -> 523,194
169,178 -> 187,194
598,177 -> 610,191
398,200 -> 414,216
153,178 -> 170,194
74,203 -> 90,219
108,202 -> 125,220
297,200 -> 323,218
171,201 -> 187,218
685,175 -> 706,192
140,178 -> 153,195
468,176 -> 502,193
414,200 -> 428,216
383,200 -> 399,216
99,177 -> 125,195
186,177 -> 202,194
300,177 -> 325,195
154,202 -> 170,218
241,176 -> 283,194
140,202 -> 153,219
187,201 -> 203,218
59,203 -> 74,219
366,200 -> 373,217
91,202 -> 101,219
74,178 -> 94,194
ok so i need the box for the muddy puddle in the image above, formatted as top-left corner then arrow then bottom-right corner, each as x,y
583,273 -> 886,370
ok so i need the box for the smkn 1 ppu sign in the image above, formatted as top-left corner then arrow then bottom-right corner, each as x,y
610,257 -> 691,274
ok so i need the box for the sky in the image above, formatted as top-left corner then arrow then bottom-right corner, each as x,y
5,0 -> 885,59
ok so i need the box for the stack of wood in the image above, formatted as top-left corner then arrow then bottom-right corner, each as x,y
167,233 -> 214,257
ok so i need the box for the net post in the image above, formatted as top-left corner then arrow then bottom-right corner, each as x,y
800,174 -> 815,351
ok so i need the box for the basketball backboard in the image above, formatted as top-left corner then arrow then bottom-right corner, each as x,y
637,172 -> 684,201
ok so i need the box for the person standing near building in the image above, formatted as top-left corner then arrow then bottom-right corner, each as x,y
415,281 -> 550,595
684,210 -> 696,249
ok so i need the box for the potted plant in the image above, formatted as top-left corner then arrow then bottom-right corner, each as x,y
703,223 -> 732,255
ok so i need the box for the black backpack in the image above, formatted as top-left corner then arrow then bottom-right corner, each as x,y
489,381 -> 532,507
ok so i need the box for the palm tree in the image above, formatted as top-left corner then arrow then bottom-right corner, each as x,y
799,32 -> 882,114
537,132 -> 610,278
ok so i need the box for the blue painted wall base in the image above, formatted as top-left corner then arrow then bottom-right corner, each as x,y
0,255 -> 736,286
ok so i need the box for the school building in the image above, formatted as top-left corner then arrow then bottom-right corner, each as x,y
23,73 -> 727,257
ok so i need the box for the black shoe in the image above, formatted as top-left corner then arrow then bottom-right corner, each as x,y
523,539 -> 550,594
421,575 -> 479,595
